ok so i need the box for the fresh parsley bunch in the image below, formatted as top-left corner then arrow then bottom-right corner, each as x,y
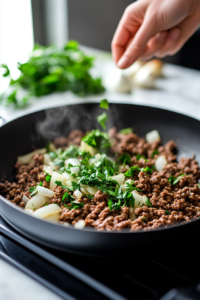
0,41 -> 105,108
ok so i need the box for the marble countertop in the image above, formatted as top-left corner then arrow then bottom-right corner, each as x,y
0,47 -> 200,300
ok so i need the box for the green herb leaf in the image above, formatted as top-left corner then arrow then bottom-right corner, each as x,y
45,173 -> 51,182
168,173 -> 185,185
119,128 -> 133,135
49,151 -> 58,160
118,153 -> 131,165
54,159 -> 64,167
165,210 -> 170,214
145,198 -> 152,207
197,183 -> 200,188
1,64 -> 10,77
82,129 -> 111,153
100,99 -> 109,110
97,112 -> 108,129
152,149 -> 159,158
142,217 -> 146,220
124,166 -> 140,177
126,182 -> 142,192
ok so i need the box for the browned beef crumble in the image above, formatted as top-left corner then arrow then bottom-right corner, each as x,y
0,128 -> 200,231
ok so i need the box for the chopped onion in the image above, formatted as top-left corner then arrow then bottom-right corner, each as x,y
155,155 -> 167,171
43,153 -> 50,165
71,166 -> 80,174
22,194 -> 29,204
146,130 -> 161,143
74,220 -> 85,229
86,186 -> 98,195
42,165 -> 54,175
49,143 -> 56,152
125,179 -> 132,184
132,191 -> 147,208
25,193 -> 46,210
62,172 -> 74,181
17,148 -> 46,164
129,207 -> 136,221
74,190 -> 82,199
110,173 -> 125,185
65,158 -> 80,167
44,213 -> 60,223
24,209 -> 33,215
50,172 -> 66,190
37,186 -> 55,198
121,184 -> 127,192
80,186 -> 89,195
66,180 -> 73,187
80,141 -> 97,156
63,222 -> 70,227
33,203 -> 62,219
49,161 -> 59,170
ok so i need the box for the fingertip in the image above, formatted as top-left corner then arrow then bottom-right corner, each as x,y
117,56 -> 131,69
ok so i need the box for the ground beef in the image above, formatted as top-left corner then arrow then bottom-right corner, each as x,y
1,128 -> 200,231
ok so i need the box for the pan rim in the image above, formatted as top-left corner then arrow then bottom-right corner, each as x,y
0,101 -> 200,235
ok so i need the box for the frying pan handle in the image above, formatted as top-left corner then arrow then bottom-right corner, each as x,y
0,116 -> 6,127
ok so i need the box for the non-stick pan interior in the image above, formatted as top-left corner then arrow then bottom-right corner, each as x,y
0,103 -> 199,182
0,103 -> 200,255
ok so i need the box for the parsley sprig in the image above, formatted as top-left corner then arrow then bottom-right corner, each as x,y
168,173 -> 185,185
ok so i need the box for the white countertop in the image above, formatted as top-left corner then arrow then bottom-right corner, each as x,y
0,47 -> 200,300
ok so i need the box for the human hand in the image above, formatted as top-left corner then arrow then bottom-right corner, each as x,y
112,0 -> 200,69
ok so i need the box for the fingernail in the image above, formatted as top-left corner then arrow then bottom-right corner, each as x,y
170,28 -> 180,40
117,56 -> 130,69
156,32 -> 166,42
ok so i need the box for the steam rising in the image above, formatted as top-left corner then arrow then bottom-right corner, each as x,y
36,103 -> 123,141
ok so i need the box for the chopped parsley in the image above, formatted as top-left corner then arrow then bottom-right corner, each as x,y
145,198 -> 152,207
126,182 -> 142,192
62,191 -> 75,203
118,153 -> 131,165
49,151 -> 58,160
197,183 -> 200,188
60,145 -> 81,159
168,173 -> 185,185
165,210 -> 170,214
54,158 -> 64,167
124,165 -> 154,177
152,149 -> 159,158
97,112 -> 108,129
28,182 -> 43,196
100,99 -> 109,110
142,217 -> 146,220
45,173 -> 51,182
46,142 -> 51,153
119,128 -> 133,135
64,202 -> 84,210
82,129 -> 111,153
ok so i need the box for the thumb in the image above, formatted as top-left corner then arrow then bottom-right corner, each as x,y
117,18 -> 158,69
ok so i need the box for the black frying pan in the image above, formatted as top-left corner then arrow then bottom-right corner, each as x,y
0,103 -> 200,256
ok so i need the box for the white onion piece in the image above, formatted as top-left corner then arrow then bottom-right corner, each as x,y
25,193 -> 46,211
66,180 -> 73,187
22,194 -> 29,204
146,130 -> 161,143
43,153 -> 50,166
121,184 -> 126,192
110,173 -> 125,185
74,220 -> 85,229
37,186 -> 55,198
80,186 -> 89,195
17,148 -> 46,164
155,155 -> 167,171
124,60 -> 144,78
129,207 -> 136,221
42,165 -> 54,175
49,161 -> 59,170
131,191 -> 147,208
74,190 -> 82,199
86,186 -> 98,195
24,209 -> 33,215
65,158 -> 80,167
33,203 -> 62,219
50,172 -> 66,190
80,141 -> 97,156
43,213 -> 60,223
71,166 -> 80,174
49,143 -> 56,152
62,172 -> 74,181
125,179 -> 132,184
63,222 -> 70,227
